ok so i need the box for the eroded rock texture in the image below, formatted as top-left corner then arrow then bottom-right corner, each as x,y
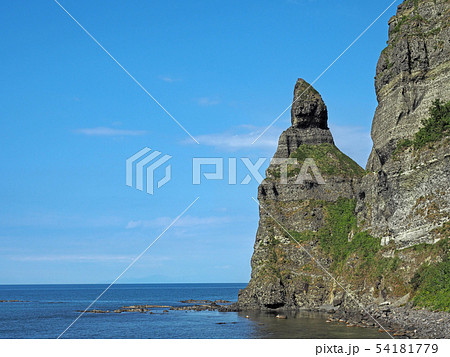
358,0 -> 450,247
274,79 -> 334,158
238,0 -> 449,312
238,80 -> 364,310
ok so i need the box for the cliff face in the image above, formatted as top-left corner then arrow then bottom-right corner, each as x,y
358,0 -> 450,248
239,0 -> 449,312
369,0 -> 449,162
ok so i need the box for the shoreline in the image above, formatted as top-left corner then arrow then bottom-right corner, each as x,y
231,304 -> 450,339
78,298 -> 450,339
4,294 -> 447,339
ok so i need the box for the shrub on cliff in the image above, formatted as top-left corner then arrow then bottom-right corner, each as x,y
413,99 -> 450,150
395,99 -> 450,155
289,143 -> 364,178
411,253 -> 450,311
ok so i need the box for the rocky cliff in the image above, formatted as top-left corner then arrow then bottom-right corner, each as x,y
238,0 -> 449,313
238,79 -> 365,310
358,0 -> 450,248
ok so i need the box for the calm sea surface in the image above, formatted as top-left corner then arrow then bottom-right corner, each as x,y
0,284 -> 386,339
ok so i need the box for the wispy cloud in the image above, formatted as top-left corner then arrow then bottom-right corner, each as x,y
74,127 -> 147,136
0,212 -> 125,229
158,75 -> 179,83
184,125 -> 280,150
188,123 -> 371,165
286,0 -> 317,4
196,97 -> 220,107
10,255 -> 134,262
329,124 -> 372,167
214,265 -> 232,270
126,215 -> 232,229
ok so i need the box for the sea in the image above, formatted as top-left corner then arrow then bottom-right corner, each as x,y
0,283 -> 386,339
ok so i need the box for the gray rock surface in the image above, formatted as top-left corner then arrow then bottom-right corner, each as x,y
368,0 -> 449,167
238,80 -> 363,310
274,79 -> 334,158
238,1 -> 449,337
291,78 -> 329,129
359,0 -> 450,247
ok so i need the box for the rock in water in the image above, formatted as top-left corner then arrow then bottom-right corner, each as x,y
237,79 -> 364,310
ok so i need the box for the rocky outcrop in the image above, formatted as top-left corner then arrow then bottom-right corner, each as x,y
79,301 -> 235,314
238,79 -> 364,310
274,79 -> 334,158
358,0 -> 450,247
238,0 -> 449,317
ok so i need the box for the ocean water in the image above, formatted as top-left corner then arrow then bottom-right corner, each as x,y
0,284 -> 386,339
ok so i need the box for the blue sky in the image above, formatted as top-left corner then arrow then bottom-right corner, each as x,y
0,0 -> 399,284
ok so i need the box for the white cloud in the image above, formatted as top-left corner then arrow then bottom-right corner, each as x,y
158,75 -> 179,83
214,265 -> 231,269
10,255 -> 134,262
0,212 -> 125,229
329,124 -> 372,168
286,0 -> 317,4
197,97 -> 220,106
74,127 -> 147,136
185,125 -> 281,150
190,123 -> 372,166
126,215 -> 232,229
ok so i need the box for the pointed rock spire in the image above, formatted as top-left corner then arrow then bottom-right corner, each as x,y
273,79 -> 334,158
291,79 -> 328,129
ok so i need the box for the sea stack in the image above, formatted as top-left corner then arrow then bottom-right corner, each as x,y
237,79 -> 364,310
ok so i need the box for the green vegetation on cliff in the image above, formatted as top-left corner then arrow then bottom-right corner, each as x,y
394,99 -> 450,156
388,0 -> 447,43
289,199 -> 393,274
290,144 -> 364,177
316,199 -> 381,269
286,198 -> 449,310
267,143 -> 364,179
412,258 -> 450,311
411,237 -> 450,311
413,99 -> 450,149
